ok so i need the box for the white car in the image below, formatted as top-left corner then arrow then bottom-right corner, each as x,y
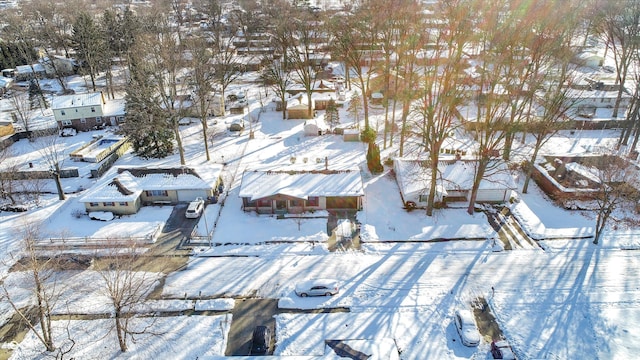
185,197 -> 205,219
295,279 -> 339,297
454,309 -> 480,347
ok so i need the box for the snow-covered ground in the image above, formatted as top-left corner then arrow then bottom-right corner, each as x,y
1,69 -> 639,359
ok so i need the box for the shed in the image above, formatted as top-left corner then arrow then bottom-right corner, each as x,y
343,129 -> 360,142
287,101 -> 314,119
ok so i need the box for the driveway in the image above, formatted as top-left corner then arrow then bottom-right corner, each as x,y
225,298 -> 278,356
135,204 -> 198,273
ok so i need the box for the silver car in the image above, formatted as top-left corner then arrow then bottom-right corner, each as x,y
295,279 -> 339,297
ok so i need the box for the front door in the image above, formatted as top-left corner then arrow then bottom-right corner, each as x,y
275,200 -> 287,211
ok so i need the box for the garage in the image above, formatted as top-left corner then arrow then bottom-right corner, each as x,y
326,196 -> 359,209
177,189 -> 209,202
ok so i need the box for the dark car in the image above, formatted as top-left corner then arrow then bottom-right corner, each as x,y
0,203 -> 28,212
491,340 -> 516,359
250,325 -> 271,355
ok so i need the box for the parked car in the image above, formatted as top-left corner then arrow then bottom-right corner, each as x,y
454,309 -> 480,347
185,197 -> 205,219
491,340 -> 516,359
229,119 -> 244,132
295,279 -> 339,297
250,325 -> 271,355
0,203 -> 28,212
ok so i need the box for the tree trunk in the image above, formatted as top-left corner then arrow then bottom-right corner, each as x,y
522,139 -> 543,194
53,166 -> 66,200
426,155 -> 439,216
115,310 -> 128,352
201,117 -> 210,161
173,122 -> 186,165
467,158 -> 488,215
398,100 -> 410,157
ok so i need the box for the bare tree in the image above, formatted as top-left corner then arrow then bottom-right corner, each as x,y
31,130 -> 67,201
286,10 -> 327,119
185,36 -> 217,161
10,92 -> 36,137
591,155 -> 640,244
261,58 -> 292,119
92,243 -> 160,352
594,0 -> 640,120
0,222 -> 75,357
409,0 -> 477,216
0,146 -> 19,204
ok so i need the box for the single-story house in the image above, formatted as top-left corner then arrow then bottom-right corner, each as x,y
52,92 -> 126,131
393,157 -> 516,207
571,52 -> 604,69
42,56 -> 76,77
79,166 -> 224,215
239,169 -> 364,214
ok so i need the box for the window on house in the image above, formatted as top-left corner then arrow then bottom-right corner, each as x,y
75,109 -> 78,112
103,202 -> 115,206
419,195 -> 428,202
62,120 -> 72,126
307,196 -> 319,206
117,116 -> 125,123
96,116 -> 102,123
290,199 -> 303,207
118,202 -> 128,206
257,199 -> 271,207
146,190 -> 168,197
243,198 -> 256,207
91,107 -> 96,112
80,118 -> 86,123
89,202 -> 99,207
61,110 -> 66,116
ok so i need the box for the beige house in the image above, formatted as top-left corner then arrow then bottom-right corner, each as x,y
79,166 -> 224,215
52,92 -> 126,131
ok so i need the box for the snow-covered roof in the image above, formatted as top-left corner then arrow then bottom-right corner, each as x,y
15,64 -> 45,73
103,98 -> 126,117
238,169 -> 364,201
80,169 -> 215,203
51,92 -> 104,110
394,158 -> 516,197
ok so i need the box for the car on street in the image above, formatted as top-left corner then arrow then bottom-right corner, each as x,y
185,197 -> 205,219
454,309 -> 480,347
294,279 -> 339,297
250,325 -> 271,355
491,340 -> 516,359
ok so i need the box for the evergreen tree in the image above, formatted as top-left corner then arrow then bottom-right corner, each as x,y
366,142 -> 383,174
72,12 -> 106,92
121,61 -> 174,159
325,99 -> 340,130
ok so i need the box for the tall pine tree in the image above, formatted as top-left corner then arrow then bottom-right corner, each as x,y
121,59 -> 174,159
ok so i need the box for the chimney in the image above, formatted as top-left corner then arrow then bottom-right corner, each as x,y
325,156 -> 328,170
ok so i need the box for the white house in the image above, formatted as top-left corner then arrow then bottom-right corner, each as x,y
52,92 -> 126,131
79,166 -> 224,215
393,157 -> 516,207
